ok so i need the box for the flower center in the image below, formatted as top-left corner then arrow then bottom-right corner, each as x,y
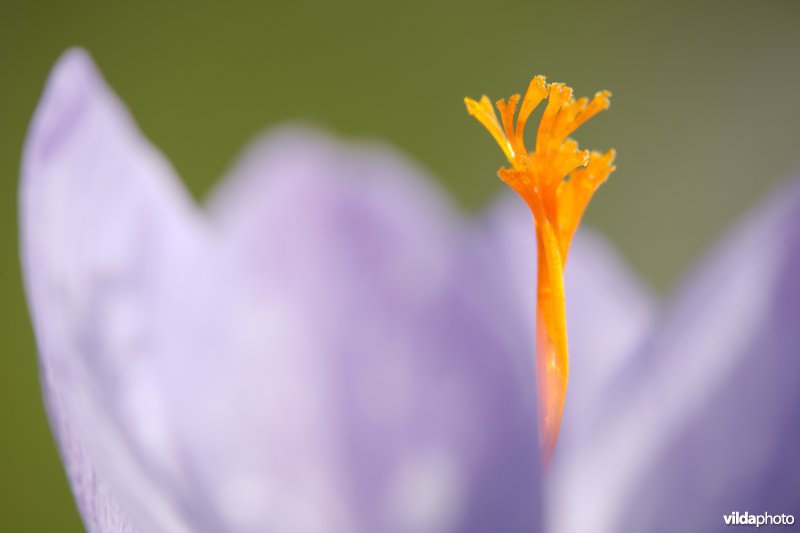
465,77 -> 615,464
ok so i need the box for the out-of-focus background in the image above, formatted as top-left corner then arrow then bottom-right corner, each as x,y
1,0 -> 799,530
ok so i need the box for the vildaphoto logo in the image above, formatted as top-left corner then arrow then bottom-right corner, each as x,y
723,511 -> 795,527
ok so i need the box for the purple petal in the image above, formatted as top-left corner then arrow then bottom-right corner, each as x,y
551,177 -> 800,533
164,128 -> 542,532
21,48 -> 202,532
23,50 -> 544,531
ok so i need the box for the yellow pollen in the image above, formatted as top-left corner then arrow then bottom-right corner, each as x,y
465,77 -> 615,465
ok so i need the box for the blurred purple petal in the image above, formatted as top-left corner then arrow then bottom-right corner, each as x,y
21,48 -> 205,532
22,50 -> 544,532
165,127 -> 542,532
552,177 -> 800,533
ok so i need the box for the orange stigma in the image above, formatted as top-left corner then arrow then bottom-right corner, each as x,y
465,77 -> 615,464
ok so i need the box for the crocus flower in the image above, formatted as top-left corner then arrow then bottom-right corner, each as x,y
20,49 -> 800,533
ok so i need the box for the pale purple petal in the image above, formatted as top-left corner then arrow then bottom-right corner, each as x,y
158,128 -> 542,532
23,50 -> 544,531
551,177 -> 800,533
21,49 -> 203,532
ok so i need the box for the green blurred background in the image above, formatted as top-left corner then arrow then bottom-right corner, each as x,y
1,0 -> 799,530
